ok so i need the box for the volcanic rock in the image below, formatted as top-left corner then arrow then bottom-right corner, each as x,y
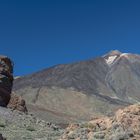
0,55 -> 13,106
60,104 -> 140,140
7,93 -> 28,113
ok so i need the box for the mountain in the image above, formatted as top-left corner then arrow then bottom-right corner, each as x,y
13,50 -> 140,123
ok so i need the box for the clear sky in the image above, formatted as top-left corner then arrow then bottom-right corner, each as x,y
0,0 -> 140,76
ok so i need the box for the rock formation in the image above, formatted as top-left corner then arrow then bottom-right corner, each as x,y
0,55 -> 13,106
60,104 -> 140,140
7,93 -> 28,113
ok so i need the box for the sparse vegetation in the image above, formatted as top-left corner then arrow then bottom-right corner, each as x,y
0,118 -> 6,128
0,123 -> 5,128
93,132 -> 105,139
26,126 -> 36,131
81,123 -> 95,129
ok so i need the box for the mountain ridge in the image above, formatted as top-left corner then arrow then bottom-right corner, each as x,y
13,50 -> 140,123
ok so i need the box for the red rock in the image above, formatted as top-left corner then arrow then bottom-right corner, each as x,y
7,93 -> 28,113
0,56 -> 13,106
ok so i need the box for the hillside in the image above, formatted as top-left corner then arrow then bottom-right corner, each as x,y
13,50 -> 140,123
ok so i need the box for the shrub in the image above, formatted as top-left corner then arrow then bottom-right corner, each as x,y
26,126 -> 36,131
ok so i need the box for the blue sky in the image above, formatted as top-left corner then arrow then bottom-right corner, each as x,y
0,0 -> 140,76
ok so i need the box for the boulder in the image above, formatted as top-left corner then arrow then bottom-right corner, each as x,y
7,93 -> 28,113
0,55 -> 13,106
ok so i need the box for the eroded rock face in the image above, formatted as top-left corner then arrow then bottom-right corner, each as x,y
7,93 -> 28,113
0,56 -> 13,106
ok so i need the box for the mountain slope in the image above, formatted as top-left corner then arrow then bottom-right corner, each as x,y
13,50 -> 140,123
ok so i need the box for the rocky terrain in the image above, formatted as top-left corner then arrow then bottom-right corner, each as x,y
0,102 -> 140,139
0,52 -> 140,139
0,106 -> 63,140
60,104 -> 140,140
13,50 -> 140,123
0,56 -> 63,139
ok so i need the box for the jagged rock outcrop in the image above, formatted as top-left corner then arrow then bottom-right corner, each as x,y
7,93 -> 28,113
0,55 -> 13,106
0,55 -> 27,113
60,104 -> 140,140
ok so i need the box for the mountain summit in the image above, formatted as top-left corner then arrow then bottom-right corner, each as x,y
13,51 -> 140,123
104,50 -> 122,58
103,50 -> 122,65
